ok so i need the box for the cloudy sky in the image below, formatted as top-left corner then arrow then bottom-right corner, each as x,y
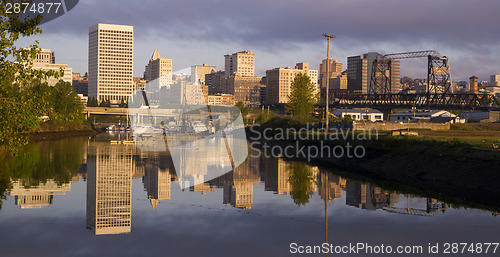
19,0 -> 500,82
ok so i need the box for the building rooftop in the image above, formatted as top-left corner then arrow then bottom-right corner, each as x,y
392,109 -> 447,116
333,109 -> 382,114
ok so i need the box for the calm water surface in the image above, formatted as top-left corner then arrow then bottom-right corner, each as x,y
0,133 -> 498,257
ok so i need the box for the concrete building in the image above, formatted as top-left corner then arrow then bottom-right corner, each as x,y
144,49 -> 172,91
207,94 -> 235,105
25,48 -> 72,86
133,77 -> 147,91
88,23 -> 134,104
224,50 -> 254,77
205,70 -> 225,94
223,75 -> 261,106
347,53 -> 371,94
259,85 -> 267,105
73,72 -> 88,96
331,109 -> 384,122
86,143 -> 133,235
191,64 -> 217,85
265,62 -> 318,104
390,109 -> 458,123
347,52 -> 401,94
319,59 -> 343,88
32,62 -> 73,86
330,70 -> 348,91
166,81 -> 206,105
31,48 -> 55,64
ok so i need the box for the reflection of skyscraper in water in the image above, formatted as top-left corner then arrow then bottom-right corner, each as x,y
8,180 -> 71,209
345,181 -> 398,210
86,143 -> 133,235
143,153 -> 175,209
173,137 -> 233,192
221,155 -> 259,209
318,169 -> 346,202
263,158 -> 291,195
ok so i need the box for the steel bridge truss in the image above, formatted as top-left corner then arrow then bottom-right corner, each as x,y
370,50 -> 452,95
332,92 -> 500,109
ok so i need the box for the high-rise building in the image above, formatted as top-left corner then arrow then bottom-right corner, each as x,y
144,49 -> 172,91
265,62 -> 318,104
88,23 -> 134,104
191,64 -> 217,85
86,143 -> 133,235
224,51 -> 254,77
347,53 -> 380,94
319,59 -> 343,88
347,52 -> 400,94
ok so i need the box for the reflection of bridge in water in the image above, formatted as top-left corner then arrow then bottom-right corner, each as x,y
383,198 -> 448,217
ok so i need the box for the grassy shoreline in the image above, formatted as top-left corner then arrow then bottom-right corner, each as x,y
247,122 -> 500,211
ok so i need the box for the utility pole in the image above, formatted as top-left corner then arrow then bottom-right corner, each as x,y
323,34 -> 335,133
324,171 -> 329,257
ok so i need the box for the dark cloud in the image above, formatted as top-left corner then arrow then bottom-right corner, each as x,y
36,0 -> 500,80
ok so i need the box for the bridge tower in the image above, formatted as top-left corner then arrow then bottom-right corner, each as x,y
369,58 -> 392,95
427,55 -> 452,94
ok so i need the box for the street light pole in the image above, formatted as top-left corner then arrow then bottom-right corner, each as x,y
323,34 -> 335,133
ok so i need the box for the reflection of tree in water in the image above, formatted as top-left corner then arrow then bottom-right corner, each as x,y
0,168 -> 10,210
0,138 -> 85,210
288,162 -> 317,206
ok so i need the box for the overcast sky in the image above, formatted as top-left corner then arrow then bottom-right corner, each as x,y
18,0 -> 500,82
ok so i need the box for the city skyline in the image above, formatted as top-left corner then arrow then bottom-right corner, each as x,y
15,0 -> 500,82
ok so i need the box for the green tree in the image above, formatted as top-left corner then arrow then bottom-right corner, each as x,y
99,99 -> 111,107
87,97 -> 98,107
285,73 -> 318,122
119,98 -> 128,108
288,162 -> 317,206
0,3 -> 62,152
235,101 -> 251,124
50,80 -> 83,122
